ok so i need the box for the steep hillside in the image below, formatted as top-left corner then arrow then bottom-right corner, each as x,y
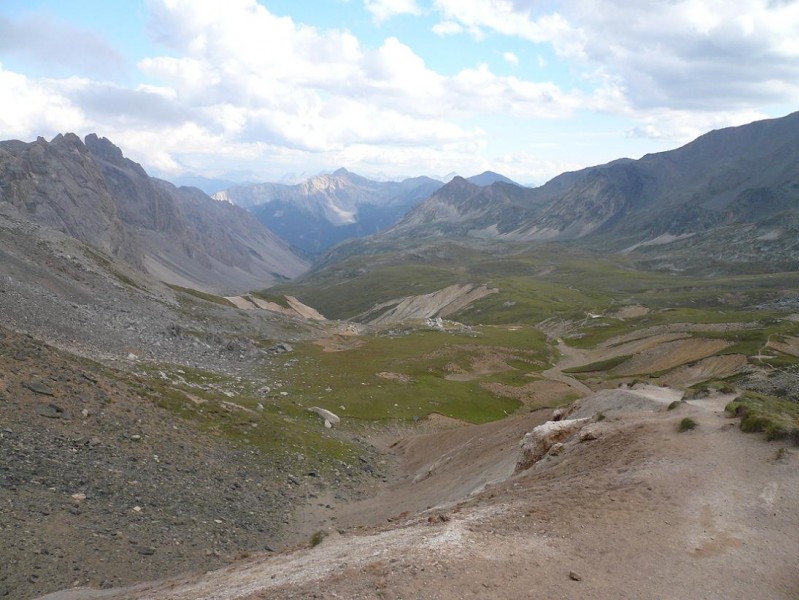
216,168 -> 442,253
383,112 -> 799,269
0,134 -> 308,293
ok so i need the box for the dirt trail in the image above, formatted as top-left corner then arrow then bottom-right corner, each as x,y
540,340 -> 594,395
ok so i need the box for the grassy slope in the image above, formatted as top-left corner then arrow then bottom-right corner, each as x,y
269,326 -> 551,424
274,240 -> 799,327
206,239 -> 797,453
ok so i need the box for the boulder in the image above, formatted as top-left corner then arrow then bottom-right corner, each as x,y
308,407 -> 340,428
515,418 -> 589,473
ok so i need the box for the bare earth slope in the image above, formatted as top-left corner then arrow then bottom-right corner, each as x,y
48,389 -> 799,600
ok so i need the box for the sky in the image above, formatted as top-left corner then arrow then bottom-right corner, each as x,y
1,0 -> 798,185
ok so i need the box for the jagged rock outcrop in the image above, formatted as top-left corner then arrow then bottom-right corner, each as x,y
515,418 -> 590,472
0,133 -> 142,266
0,133 -> 309,293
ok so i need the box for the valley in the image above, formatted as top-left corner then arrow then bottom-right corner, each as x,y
1,114 -> 798,599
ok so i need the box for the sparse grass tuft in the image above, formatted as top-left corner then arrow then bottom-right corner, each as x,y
667,400 -> 682,411
309,530 -> 327,547
679,417 -> 698,432
726,391 -> 799,443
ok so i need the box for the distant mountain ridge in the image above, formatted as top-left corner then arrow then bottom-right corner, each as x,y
466,171 -> 520,187
383,112 -> 799,270
0,133 -> 308,293
215,169 -> 444,253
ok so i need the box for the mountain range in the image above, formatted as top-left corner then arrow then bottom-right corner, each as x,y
1,111 -> 798,300
214,168 -> 443,254
374,111 -> 799,273
0,133 -> 307,294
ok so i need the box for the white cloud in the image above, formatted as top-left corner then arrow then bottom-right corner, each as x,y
433,0 -> 585,56
130,0 -> 588,160
0,65 -> 87,138
624,108 -> 770,144
432,20 -> 465,36
2,0 -> 796,183
364,0 -> 422,22
432,0 -> 799,113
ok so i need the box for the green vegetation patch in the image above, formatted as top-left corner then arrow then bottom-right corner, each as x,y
130,363 -> 362,477
269,326 -> 551,425
250,292 -> 291,308
726,391 -> 799,443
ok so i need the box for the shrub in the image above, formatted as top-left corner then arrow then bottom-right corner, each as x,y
679,417 -> 697,432
310,530 -> 327,547
667,400 -> 682,411
726,391 -> 799,444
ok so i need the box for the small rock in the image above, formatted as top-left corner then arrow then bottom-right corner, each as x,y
427,513 -> 450,524
268,343 -> 293,355
132,506 -> 142,513
131,434 -> 142,441
27,381 -> 55,396
136,546 -> 155,556
36,403 -> 63,419
569,571 -> 582,582
547,442 -> 565,456
71,493 -> 87,504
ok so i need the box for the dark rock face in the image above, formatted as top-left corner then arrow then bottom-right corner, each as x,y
0,134 -> 309,293
0,133 -> 142,267
85,133 -> 184,235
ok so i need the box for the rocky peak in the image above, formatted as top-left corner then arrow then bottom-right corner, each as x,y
1,132 -> 309,292
85,133 -> 148,178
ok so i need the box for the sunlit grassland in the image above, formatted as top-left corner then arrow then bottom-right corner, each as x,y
268,326 -> 552,425
122,325 -> 555,480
